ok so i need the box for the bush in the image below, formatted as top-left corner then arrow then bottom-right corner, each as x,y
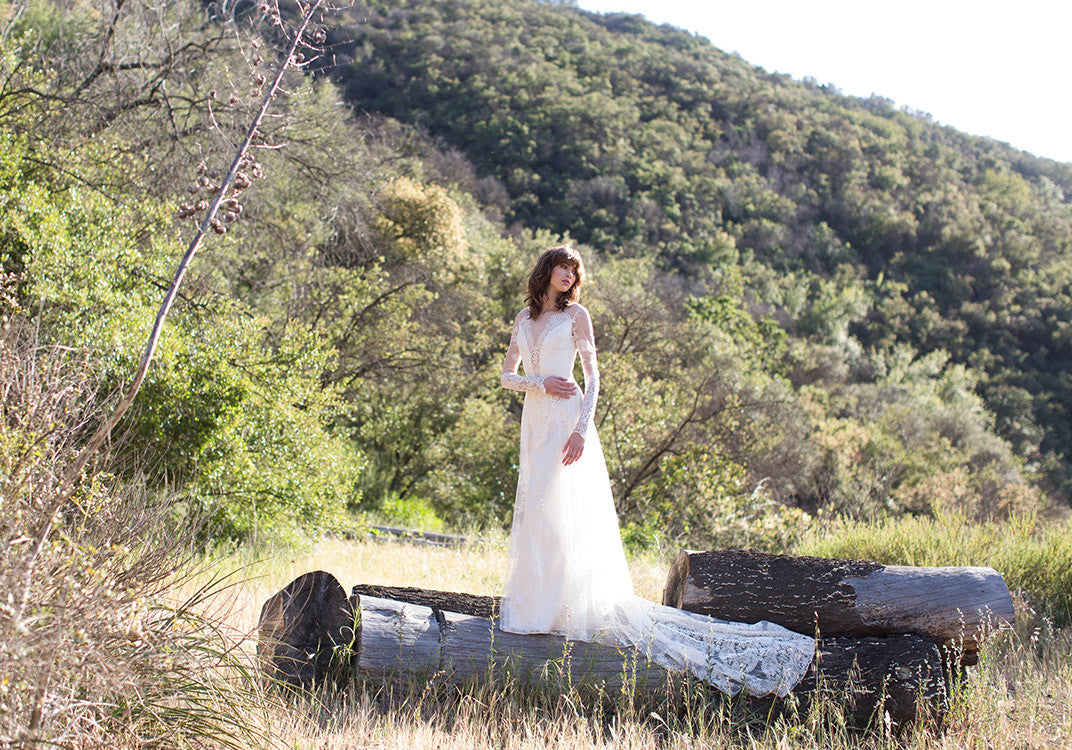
375,493 -> 446,532
1,123 -> 363,543
628,446 -> 812,553
0,325 -> 276,747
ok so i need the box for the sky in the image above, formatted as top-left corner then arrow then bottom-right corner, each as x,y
574,0 -> 1072,164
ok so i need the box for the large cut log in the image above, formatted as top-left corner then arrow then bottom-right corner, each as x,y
257,570 -> 356,690
258,575 -> 949,730
355,593 -> 670,691
352,586 -> 947,730
662,550 -> 1014,663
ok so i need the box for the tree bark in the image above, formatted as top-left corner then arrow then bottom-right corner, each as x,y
257,570 -> 356,690
662,549 -> 1013,663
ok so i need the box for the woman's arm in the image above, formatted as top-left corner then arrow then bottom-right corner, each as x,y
571,305 -> 599,438
500,313 -> 546,393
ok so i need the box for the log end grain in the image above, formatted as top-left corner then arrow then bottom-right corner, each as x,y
257,570 -> 357,690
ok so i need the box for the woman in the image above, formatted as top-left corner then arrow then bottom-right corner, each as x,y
499,245 -> 814,697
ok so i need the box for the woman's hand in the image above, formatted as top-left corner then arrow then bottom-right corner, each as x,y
562,432 -> 585,465
543,376 -> 578,399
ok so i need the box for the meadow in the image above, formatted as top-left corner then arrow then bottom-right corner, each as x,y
188,532 -> 1072,750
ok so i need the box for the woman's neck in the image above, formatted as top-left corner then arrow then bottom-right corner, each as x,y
540,293 -> 560,314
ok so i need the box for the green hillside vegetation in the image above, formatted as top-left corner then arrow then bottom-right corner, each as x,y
319,0 -> 1072,504
2,0 -> 1069,542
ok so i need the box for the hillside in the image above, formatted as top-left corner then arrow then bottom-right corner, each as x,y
1,0 -> 1066,549
7,1 -> 1072,742
318,0 -> 1072,499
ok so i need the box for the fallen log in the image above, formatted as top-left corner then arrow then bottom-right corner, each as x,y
662,550 -> 1014,663
369,525 -> 471,548
258,575 -> 949,730
257,570 -> 356,690
356,592 -> 669,691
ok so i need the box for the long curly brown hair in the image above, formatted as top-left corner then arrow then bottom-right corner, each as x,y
525,246 -> 585,320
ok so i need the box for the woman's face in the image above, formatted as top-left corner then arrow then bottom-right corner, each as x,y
547,263 -> 576,294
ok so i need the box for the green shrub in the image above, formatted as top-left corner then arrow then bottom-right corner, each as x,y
628,446 -> 812,553
375,493 -> 446,532
0,122 -> 363,543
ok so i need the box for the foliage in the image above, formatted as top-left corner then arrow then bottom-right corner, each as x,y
0,325 -> 276,747
323,0 -> 1072,500
0,21 -> 362,542
3,0 -> 1068,544
375,176 -> 470,277
374,493 -> 446,532
626,445 -> 811,553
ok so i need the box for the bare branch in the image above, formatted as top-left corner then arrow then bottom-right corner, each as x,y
18,0 -> 328,618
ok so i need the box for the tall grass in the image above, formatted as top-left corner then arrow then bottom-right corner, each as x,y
0,326 -> 278,748
196,531 -> 673,635
204,533 -> 1071,750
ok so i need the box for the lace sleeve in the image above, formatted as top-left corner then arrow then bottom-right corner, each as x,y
501,313 -> 546,394
572,305 -> 599,437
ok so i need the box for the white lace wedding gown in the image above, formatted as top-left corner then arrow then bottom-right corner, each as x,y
499,303 -> 815,697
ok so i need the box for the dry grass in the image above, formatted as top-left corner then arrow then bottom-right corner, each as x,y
195,532 -> 674,635
0,326 -> 278,748
193,535 -> 1072,750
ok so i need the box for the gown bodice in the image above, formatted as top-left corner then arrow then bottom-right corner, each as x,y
501,305 -> 599,441
515,309 -> 580,380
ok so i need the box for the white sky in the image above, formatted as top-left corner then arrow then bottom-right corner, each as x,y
574,0 -> 1072,164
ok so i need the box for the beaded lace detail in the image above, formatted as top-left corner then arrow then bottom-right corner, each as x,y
500,310 -> 546,394
570,308 -> 599,437
500,306 -> 599,439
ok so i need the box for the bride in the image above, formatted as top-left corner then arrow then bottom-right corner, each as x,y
499,245 -> 815,697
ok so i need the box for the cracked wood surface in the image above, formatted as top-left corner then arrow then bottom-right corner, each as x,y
662,549 -> 1014,654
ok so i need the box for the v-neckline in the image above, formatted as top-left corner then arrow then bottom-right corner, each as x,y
524,308 -> 571,356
